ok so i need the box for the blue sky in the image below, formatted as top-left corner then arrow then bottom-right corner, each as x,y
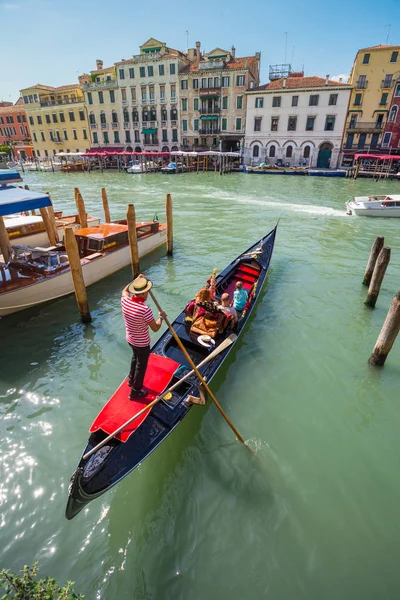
1,0 -> 399,102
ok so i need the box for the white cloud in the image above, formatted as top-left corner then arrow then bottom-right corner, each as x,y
331,73 -> 349,83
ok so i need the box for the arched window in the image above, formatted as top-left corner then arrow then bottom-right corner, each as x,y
303,145 -> 310,159
286,145 -> 293,158
132,110 -> 139,122
161,109 -> 168,121
269,145 -> 275,158
112,111 -> 118,123
171,108 -> 177,120
123,110 -> 129,123
150,109 -> 157,121
389,105 -> 398,122
253,145 -> 260,157
100,111 -> 106,124
142,109 -> 149,121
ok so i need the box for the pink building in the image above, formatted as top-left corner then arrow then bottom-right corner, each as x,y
0,99 -> 34,159
382,80 -> 400,149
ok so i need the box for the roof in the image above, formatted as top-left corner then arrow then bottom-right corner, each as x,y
20,83 -> 81,93
250,76 -> 351,92
0,104 -> 27,114
90,66 -> 115,75
0,184 -> 52,217
358,44 -> 400,52
181,55 -> 258,74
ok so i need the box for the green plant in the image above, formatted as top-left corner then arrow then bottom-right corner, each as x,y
0,145 -> 12,156
0,563 -> 84,599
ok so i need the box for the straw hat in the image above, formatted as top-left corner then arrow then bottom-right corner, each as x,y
128,275 -> 153,295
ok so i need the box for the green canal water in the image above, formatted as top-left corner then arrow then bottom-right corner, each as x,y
1,171 -> 400,599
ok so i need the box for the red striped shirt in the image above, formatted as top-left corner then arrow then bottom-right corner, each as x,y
121,296 -> 154,346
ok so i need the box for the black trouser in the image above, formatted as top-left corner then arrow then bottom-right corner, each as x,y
128,344 -> 150,391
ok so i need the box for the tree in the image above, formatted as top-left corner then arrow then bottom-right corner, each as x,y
0,145 -> 12,157
0,563 -> 84,599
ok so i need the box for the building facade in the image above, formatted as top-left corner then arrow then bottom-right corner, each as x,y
341,44 -> 400,164
179,44 -> 260,152
19,84 -> 89,158
244,75 -> 352,168
80,38 -> 190,152
381,79 -> 400,149
0,100 -> 33,159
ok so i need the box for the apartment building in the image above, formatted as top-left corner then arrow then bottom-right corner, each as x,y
341,44 -> 400,163
244,72 -> 351,168
20,84 -> 89,158
0,99 -> 33,159
382,79 -> 400,148
178,44 -> 260,152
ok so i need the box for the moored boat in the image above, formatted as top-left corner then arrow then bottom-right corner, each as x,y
346,194 -> 400,217
161,162 -> 185,173
5,213 -> 101,247
65,226 -> 277,520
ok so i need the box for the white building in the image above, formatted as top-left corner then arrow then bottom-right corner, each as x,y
244,75 -> 352,168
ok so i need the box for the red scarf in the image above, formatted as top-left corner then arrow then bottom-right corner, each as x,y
130,295 -> 146,303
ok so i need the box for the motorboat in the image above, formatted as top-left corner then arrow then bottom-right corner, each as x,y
161,162 -> 185,174
39,162 -> 63,172
127,161 -> 159,174
65,226 -> 277,519
346,195 -> 400,217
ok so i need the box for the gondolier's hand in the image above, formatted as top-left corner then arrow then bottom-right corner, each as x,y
159,310 -> 167,320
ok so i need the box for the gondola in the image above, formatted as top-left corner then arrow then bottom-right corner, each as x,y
65,226 -> 277,520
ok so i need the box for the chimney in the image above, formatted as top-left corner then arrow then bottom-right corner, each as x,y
339,77 -> 343,83
195,41 -> 201,61
231,46 -> 236,58
96,59 -> 103,70
325,74 -> 330,85
255,51 -> 261,60
283,78 -> 286,88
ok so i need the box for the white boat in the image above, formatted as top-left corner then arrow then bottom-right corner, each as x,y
5,213 -> 101,247
161,162 -> 185,174
127,160 -> 159,174
39,162 -> 63,172
0,220 -> 167,316
346,195 -> 400,217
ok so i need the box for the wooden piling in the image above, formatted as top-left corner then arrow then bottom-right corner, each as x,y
101,188 -> 111,223
365,247 -> 391,308
46,197 -> 60,244
0,216 -> 12,263
126,204 -> 140,278
166,193 -> 173,255
64,226 -> 91,322
74,188 -> 88,228
363,236 -> 384,286
369,291 -> 400,366
39,207 -> 57,246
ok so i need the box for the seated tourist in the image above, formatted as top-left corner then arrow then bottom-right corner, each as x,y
217,293 -> 238,323
232,281 -> 248,311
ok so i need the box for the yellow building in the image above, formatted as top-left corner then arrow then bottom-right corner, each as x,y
342,44 -> 400,162
20,84 -> 89,159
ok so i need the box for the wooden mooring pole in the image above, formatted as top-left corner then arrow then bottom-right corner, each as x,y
46,193 -> 59,244
166,193 -> 173,255
363,236 -> 384,286
64,226 -> 91,323
0,216 -> 12,263
101,188 -> 111,223
365,247 -> 391,308
74,187 -> 88,228
369,291 -> 400,366
39,207 -> 57,246
126,204 -> 140,278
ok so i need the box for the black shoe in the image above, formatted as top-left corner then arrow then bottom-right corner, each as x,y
129,388 -> 148,400
128,379 -> 134,387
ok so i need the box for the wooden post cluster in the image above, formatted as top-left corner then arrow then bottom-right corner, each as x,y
363,236 -> 384,286
369,292 -> 400,366
166,193 -> 173,255
365,247 -> 391,308
64,226 -> 91,323
74,187 -> 87,229
101,188 -> 111,223
126,204 -> 140,278
39,207 -> 57,246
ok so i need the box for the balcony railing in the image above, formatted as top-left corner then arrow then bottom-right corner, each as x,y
100,123 -> 108,129
141,96 -> 147,103
199,128 -> 221,135
356,81 -> 367,89
149,98 -> 156,104
343,144 -> 381,150
40,98 -> 83,107
82,81 -> 118,90
121,100 -> 128,106
90,123 -> 97,129
132,121 -> 139,127
123,122 -> 129,129
111,122 -> 119,129
143,140 -> 159,146
161,120 -> 167,126
347,121 -> 383,131
199,107 -> 221,114
160,97 -> 166,104
381,79 -> 394,89
171,95 -> 177,103
171,120 -> 177,126
131,99 -> 137,106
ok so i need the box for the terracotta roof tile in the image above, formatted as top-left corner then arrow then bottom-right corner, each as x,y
0,104 -> 27,114
251,76 -> 351,91
20,83 -> 81,92
359,44 -> 400,51
181,55 -> 258,74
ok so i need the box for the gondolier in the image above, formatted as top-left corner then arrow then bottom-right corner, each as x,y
121,275 -> 167,400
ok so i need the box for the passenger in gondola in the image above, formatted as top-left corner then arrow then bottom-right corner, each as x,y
232,281 -> 248,312
217,293 -> 238,324
121,275 -> 167,400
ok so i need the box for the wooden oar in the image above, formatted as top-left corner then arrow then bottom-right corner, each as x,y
83,333 -> 237,461
150,290 -> 252,451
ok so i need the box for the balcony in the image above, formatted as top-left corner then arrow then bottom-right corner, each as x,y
149,98 -> 156,104
121,100 -> 128,106
199,107 -> 221,114
161,120 -> 167,126
381,79 -> 394,89
111,122 -> 119,129
347,121 -> 383,132
356,81 -> 367,89
100,123 -> 108,129
170,96 -> 177,103
160,97 -> 166,104
82,81 -> 118,90
40,98 -> 83,107
343,144 -> 381,151
90,123 -> 97,129
141,96 -> 148,103
131,99 -> 137,106
199,128 -> 221,135
143,140 -> 159,147
123,122 -> 129,129
132,121 -> 139,127
171,120 -> 177,126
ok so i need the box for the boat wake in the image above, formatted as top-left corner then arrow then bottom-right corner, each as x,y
233,196 -> 346,217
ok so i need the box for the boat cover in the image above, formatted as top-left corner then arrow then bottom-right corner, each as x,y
0,169 -> 22,185
0,185 -> 52,216
89,353 -> 180,442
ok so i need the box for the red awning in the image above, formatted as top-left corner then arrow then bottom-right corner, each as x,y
355,153 -> 400,161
